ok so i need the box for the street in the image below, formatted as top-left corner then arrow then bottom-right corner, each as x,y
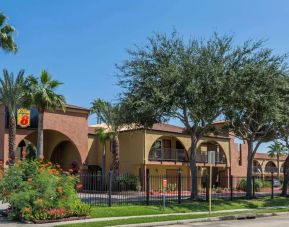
160,215 -> 289,227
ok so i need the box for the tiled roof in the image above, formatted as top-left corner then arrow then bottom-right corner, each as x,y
66,104 -> 90,111
150,123 -> 185,133
254,153 -> 287,161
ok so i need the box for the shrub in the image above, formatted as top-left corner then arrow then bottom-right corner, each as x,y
237,178 -> 268,192
115,174 -> 139,190
0,159 -> 90,221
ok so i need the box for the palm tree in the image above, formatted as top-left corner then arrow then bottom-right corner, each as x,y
0,69 -> 24,163
91,99 -> 123,175
95,127 -> 113,183
268,141 -> 287,178
22,70 -> 66,159
0,13 -> 17,52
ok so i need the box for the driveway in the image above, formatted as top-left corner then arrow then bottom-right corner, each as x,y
161,215 -> 289,227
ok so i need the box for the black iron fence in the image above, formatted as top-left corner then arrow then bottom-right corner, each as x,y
77,172 -> 286,206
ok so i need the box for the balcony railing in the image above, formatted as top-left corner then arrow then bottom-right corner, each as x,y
264,166 -> 278,173
148,148 -> 188,162
196,152 -> 227,164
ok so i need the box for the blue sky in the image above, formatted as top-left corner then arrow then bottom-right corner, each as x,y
1,0 -> 289,152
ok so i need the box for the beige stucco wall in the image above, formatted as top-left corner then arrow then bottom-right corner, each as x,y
86,135 -> 112,172
119,130 -> 145,175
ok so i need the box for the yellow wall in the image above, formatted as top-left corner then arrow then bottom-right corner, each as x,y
119,130 -> 144,175
86,135 -> 112,172
88,129 -> 231,176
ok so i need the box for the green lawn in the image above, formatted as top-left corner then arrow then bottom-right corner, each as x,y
60,208 -> 289,227
89,197 -> 289,218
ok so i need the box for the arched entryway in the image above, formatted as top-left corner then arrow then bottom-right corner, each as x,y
16,129 -> 82,171
50,141 -> 81,171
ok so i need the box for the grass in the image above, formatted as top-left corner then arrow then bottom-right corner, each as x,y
89,197 -> 289,218
60,208 -> 289,227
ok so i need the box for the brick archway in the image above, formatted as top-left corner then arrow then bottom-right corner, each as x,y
1,106 -> 89,165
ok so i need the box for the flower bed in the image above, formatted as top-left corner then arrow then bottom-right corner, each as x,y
0,159 -> 90,223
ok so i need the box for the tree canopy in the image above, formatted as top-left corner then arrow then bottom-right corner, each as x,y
0,13 -> 17,52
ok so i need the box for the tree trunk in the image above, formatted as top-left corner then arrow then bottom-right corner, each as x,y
190,134 -> 198,200
281,155 -> 289,196
102,141 -> 106,184
37,111 -> 44,159
8,115 -> 16,164
246,139 -> 254,198
111,135 -> 120,175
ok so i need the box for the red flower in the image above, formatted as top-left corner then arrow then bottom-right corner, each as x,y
57,187 -> 63,193
24,207 -> 30,213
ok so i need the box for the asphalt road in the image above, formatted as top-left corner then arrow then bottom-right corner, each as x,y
161,215 -> 289,227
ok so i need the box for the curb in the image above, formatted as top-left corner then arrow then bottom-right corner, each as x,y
114,212 -> 289,227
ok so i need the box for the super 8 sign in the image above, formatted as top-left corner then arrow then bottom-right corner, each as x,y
17,108 -> 31,128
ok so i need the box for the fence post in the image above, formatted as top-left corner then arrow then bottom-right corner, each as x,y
252,176 -> 255,198
230,175 -> 233,201
206,175 -> 209,202
271,172 -> 274,199
108,171 -> 112,207
178,169 -> 181,204
146,173 -> 150,205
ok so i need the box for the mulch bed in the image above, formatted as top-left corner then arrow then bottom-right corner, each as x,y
1,208 -> 89,224
30,216 -> 90,224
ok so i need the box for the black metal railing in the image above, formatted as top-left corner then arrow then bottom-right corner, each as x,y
196,152 -> 227,164
264,166 -> 278,173
77,172 -> 282,206
148,148 -> 188,162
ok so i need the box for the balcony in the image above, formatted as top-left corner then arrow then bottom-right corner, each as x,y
264,166 -> 278,173
196,152 -> 227,164
148,148 -> 188,162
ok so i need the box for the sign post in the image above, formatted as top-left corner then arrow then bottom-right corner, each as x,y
162,178 -> 167,210
208,150 -> 215,216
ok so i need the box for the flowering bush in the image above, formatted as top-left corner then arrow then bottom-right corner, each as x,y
0,159 -> 90,221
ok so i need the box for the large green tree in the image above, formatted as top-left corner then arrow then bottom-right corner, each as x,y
0,69 -> 24,162
224,42 -> 289,198
91,99 -> 123,175
22,70 -> 66,159
274,80 -> 289,196
267,141 -> 287,178
0,13 -> 17,52
118,32 -> 233,199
